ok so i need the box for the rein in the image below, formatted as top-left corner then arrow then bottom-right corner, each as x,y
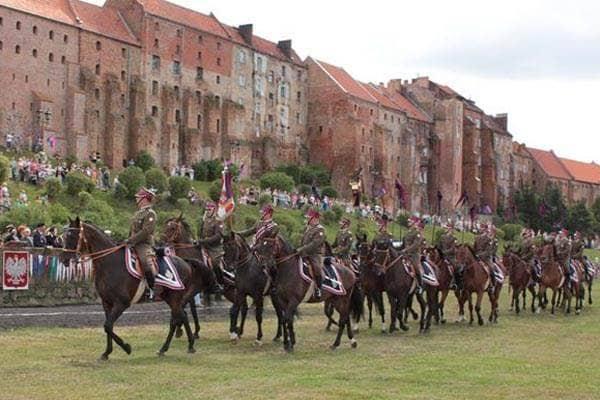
64,225 -> 126,262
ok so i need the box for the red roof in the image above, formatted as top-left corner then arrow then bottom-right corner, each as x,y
71,0 -> 139,45
527,148 -> 572,181
383,88 -> 432,123
225,26 -> 303,65
559,158 -> 600,184
313,59 -> 376,104
363,84 -> 402,111
0,0 -> 138,45
137,0 -> 229,38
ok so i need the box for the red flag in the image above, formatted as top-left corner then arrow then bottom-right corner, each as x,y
217,164 -> 235,221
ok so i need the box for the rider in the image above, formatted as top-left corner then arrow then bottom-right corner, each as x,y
518,229 -> 536,264
372,214 -> 393,247
554,228 -> 572,282
126,187 -> 157,289
570,231 -> 590,277
239,204 -> 279,245
332,217 -> 353,264
439,221 -> 459,289
197,202 -> 223,268
474,224 -> 500,286
402,216 -> 425,290
297,209 -> 326,300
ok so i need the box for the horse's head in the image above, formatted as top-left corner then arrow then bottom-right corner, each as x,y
222,231 -> 249,267
370,239 -> 393,274
252,235 -> 283,264
455,244 -> 475,267
424,247 -> 441,264
541,243 -> 555,262
162,213 -> 191,244
61,216 -> 83,264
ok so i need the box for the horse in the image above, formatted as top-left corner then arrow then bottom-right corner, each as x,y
370,240 -> 432,334
221,231 -> 281,345
582,256 -> 595,305
162,216 -> 248,338
423,247 -> 456,324
61,217 -> 218,359
502,251 -> 536,314
253,234 -> 363,352
544,244 -> 583,315
356,236 -> 387,333
537,244 -> 569,314
454,244 -> 497,325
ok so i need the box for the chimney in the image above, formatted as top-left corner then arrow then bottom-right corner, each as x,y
387,79 -> 403,92
277,40 -> 292,58
238,24 -> 253,45
412,76 -> 430,88
494,113 -> 508,131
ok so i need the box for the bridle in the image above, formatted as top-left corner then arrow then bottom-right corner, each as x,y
224,234 -> 254,269
63,223 -> 125,262
371,245 -> 404,272
255,236 -> 298,264
163,219 -> 199,250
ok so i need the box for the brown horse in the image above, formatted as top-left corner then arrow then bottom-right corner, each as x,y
542,244 -> 583,315
537,244 -> 567,314
253,234 -> 362,352
162,217 -> 249,339
423,247 -> 456,324
454,245 -> 497,325
502,251 -> 536,314
61,218 -> 218,359
357,236 -> 387,333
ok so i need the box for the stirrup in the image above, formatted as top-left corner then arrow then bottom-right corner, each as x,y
314,286 -> 322,299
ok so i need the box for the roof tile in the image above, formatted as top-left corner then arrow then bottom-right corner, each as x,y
527,148 -> 572,181
559,158 -> 600,184
71,0 -> 139,45
313,60 -> 376,104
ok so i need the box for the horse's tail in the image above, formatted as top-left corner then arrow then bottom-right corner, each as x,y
350,285 -> 364,323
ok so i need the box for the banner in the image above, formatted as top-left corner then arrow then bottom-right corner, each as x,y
217,164 -> 235,221
3,251 -> 30,290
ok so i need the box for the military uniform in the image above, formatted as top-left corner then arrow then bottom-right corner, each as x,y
403,227 -> 425,265
239,218 -> 279,246
197,214 -> 223,267
298,223 -> 326,294
332,227 -> 353,262
128,206 -> 157,286
439,231 -> 458,264
555,235 -> 571,272
518,236 -> 536,263
474,233 -> 494,262
571,237 -> 584,260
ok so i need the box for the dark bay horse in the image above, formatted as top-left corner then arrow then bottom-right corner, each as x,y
354,235 -> 386,333
254,234 -> 362,352
62,218 -> 217,359
538,244 -> 567,314
540,244 -> 582,315
162,216 -> 249,338
221,231 -> 282,345
455,245 -> 496,325
502,251 -> 536,314
423,247 -> 456,324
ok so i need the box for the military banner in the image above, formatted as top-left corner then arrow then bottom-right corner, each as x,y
3,251 -> 30,290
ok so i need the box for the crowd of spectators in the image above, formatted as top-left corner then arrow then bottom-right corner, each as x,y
1,222 -> 62,248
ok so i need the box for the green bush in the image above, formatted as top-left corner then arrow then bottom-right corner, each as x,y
118,166 -> 146,199
431,229 -> 444,247
321,186 -> 338,198
297,184 -> 311,195
274,213 -> 303,240
495,228 -> 505,241
47,203 -> 70,226
0,205 -> 50,230
258,194 -> 272,207
135,151 -> 155,172
77,191 -> 93,209
65,172 -> 94,196
322,210 -> 339,226
45,177 -> 62,199
275,164 -> 301,183
114,183 -> 129,199
193,159 -> 223,181
501,223 -> 524,242
259,172 -> 294,192
169,176 -> 191,201
192,162 -> 209,181
208,180 -> 221,202
0,155 -> 10,183
243,216 -> 256,229
332,205 -> 344,221
298,164 -> 331,186
175,198 -> 190,212
145,168 -> 168,193
64,154 -> 77,169
396,214 -> 409,228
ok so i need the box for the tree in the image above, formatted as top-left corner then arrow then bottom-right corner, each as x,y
566,202 -> 592,235
0,155 -> 10,183
135,151 -> 155,172
514,186 -> 541,230
145,168 -> 168,193
65,172 -> 95,196
259,172 -> 295,192
168,176 -> 191,201
117,166 -> 146,199
540,184 -> 567,231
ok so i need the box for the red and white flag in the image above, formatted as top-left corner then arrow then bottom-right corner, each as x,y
217,163 -> 235,221
3,251 -> 30,290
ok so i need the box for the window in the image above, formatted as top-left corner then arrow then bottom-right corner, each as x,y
0,41 -> 2,51
197,114 -> 202,129
176,45 -> 180,54
172,60 -> 181,75
121,48 -> 127,58
297,70 -> 302,80
217,57 -> 221,66
61,55 -> 66,64
49,52 -> 54,62
96,41 -> 101,51
296,113 -> 301,124
319,126 -> 323,134
216,75 -> 221,84
370,109 -> 374,116
33,26 -> 37,34
154,22 -> 159,31
154,38 -> 159,48
151,106 -> 158,116
268,71 -> 274,83
174,86 -> 180,99
16,21 -> 21,30
152,81 -> 159,96
238,75 -> 246,87
354,104 -> 358,112
152,55 -> 161,71
296,91 -> 301,102
281,65 -> 286,77
198,35 -> 203,43
195,91 -> 202,103
25,75 -> 28,83
95,64 -> 100,75
94,88 -> 100,99
32,49 -> 38,58
196,67 -> 203,80
216,119 -> 220,133
197,51 -> 202,60
217,42 -> 221,50
176,29 -> 182,38
256,56 -> 263,71
15,45 -> 21,54
121,70 -> 126,81
237,50 -> 246,64
49,30 -> 54,40
175,109 -> 181,123
0,17 -> 3,26
280,84 -> 287,98
64,35 -> 68,44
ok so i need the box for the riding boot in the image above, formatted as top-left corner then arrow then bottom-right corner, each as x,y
314,275 -> 323,300
144,270 -> 155,291
416,273 -> 424,294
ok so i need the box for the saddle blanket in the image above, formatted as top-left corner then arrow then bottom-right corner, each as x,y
491,262 -> 505,285
421,261 -> 439,287
568,261 -> 579,283
532,260 -> 542,281
125,248 -> 185,291
219,260 -> 236,286
299,259 -> 346,296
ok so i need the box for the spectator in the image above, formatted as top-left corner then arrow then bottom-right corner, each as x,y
33,223 -> 47,247
18,226 -> 33,246
2,224 -> 17,243
45,227 -> 60,247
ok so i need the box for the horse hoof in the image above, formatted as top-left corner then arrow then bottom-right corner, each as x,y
98,354 -> 109,362
157,351 -> 165,357
350,339 -> 358,349
230,332 -> 239,343
330,345 -> 338,351
400,326 -> 409,332
325,326 -> 331,332
441,319 -> 447,324
254,340 -> 263,347
194,333 -> 200,340
175,329 -> 183,339
478,320 -> 484,326
123,343 -> 132,355
188,347 -> 196,354
284,346 -> 294,354
273,336 -> 281,343
576,310 -> 581,315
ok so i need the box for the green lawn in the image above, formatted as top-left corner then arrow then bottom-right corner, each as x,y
1,293 -> 599,400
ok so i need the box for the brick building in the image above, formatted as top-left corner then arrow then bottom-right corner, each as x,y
0,0 -> 307,175
306,58 -> 434,213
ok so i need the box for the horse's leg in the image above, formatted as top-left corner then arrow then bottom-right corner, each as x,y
588,279 -> 593,305
475,290 -> 484,326
416,290 -> 427,333
538,285 -> 546,310
189,298 -> 200,339
467,292 -> 474,325
513,286 -> 520,315
175,301 -> 187,339
271,295 -> 283,342
287,305 -> 297,351
346,308 -> 358,349
566,286 -> 572,314
180,308 -> 196,354
158,308 -> 183,356
376,291 -> 386,333
366,294 -> 374,329
324,301 -> 338,331
100,302 -> 114,361
101,301 -> 131,360
551,288 -> 557,314
456,290 -> 466,323
254,296 -> 264,346
439,289 -> 449,324
388,293 -> 398,333
528,284 -> 537,313
229,302 -> 241,342
238,299 -> 249,337
331,300 -> 348,350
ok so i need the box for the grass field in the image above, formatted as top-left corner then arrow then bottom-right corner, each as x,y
1,291 -> 600,400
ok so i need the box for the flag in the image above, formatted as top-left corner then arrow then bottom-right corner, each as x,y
436,190 -> 443,215
217,163 -> 235,221
455,190 -> 469,208
395,179 -> 405,207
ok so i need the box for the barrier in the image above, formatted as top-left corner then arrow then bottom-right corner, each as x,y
0,245 -> 98,307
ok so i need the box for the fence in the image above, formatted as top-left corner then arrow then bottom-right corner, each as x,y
0,245 -> 97,307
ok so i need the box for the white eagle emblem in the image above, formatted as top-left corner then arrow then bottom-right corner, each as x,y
5,256 -> 27,285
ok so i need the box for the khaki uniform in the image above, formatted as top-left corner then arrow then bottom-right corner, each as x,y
239,219 -> 279,245
571,238 -> 584,260
198,215 -> 223,267
298,224 -> 326,281
373,229 -> 393,247
518,237 -> 536,263
439,231 -> 458,264
403,228 -> 424,265
333,228 -> 353,262
474,233 -> 494,262
555,236 -> 571,268
129,206 -> 157,281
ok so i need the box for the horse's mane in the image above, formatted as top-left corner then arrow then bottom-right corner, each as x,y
459,243 -> 476,259
277,234 -> 296,254
82,222 -> 117,246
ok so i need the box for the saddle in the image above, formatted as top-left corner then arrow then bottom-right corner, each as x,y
125,247 -> 185,291
299,258 -> 346,296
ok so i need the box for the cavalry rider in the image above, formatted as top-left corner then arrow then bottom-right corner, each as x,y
474,224 -> 502,286
332,217 -> 353,264
402,216 -> 425,290
372,214 -> 393,246
239,204 -> 279,246
297,209 -> 326,300
518,228 -> 537,265
554,229 -> 572,281
570,231 -> 592,278
439,221 -> 459,289
197,202 -> 223,268
126,187 -> 157,289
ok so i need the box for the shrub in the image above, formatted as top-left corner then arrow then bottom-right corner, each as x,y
297,184 -> 311,195
114,183 -> 129,199
145,168 -> 168,193
118,166 -> 146,199
298,164 -> 331,186
45,177 -> 62,199
208,180 -> 221,202
135,151 -> 155,172
64,154 -> 77,169
322,210 -> 339,226
0,155 -> 10,184
243,216 -> 256,229
321,186 -> 338,198
274,213 -> 303,240
495,228 -> 505,241
65,172 -> 94,196
176,198 -> 190,212
192,162 -> 208,181
47,203 -> 70,226
258,194 -> 272,207
396,214 -> 409,228
192,159 -> 223,181
0,205 -> 50,229
275,164 -> 301,183
77,191 -> 93,209
331,205 -> 344,221
169,176 -> 191,201
501,223 -> 524,242
431,228 -> 444,247
259,172 -> 294,192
